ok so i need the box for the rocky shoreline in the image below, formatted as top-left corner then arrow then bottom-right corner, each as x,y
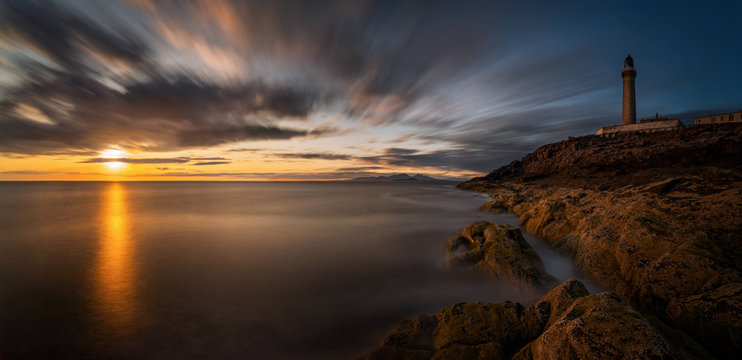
363,279 -> 686,360
363,124 -> 741,359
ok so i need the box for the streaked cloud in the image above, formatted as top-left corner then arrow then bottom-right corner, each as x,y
1,0 -> 739,179
79,157 -> 191,164
192,161 -> 231,166
78,156 -> 231,165
270,153 -> 353,161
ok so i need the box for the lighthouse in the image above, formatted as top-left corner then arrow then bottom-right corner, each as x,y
621,54 -> 637,125
596,54 -> 684,136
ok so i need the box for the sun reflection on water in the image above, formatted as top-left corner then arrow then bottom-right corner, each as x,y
93,182 -> 138,336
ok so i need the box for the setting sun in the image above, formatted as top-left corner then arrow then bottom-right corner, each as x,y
101,149 -> 126,170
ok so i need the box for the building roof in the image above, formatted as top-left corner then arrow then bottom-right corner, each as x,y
694,110 -> 742,119
597,119 -> 683,135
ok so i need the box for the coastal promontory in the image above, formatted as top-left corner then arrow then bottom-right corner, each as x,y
364,124 -> 742,359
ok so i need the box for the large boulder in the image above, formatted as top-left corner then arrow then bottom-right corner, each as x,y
446,222 -> 556,290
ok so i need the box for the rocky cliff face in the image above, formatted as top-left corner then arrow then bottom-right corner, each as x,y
362,280 -> 686,360
459,124 -> 742,359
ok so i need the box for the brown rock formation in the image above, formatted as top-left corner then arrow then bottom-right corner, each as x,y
446,222 -> 556,290
459,124 -> 742,358
362,280 -> 681,360
514,292 -> 672,360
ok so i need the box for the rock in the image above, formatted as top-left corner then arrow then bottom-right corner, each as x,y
480,200 -> 509,214
524,279 -> 590,329
362,280 -> 676,360
363,315 -> 436,360
514,292 -> 673,360
446,222 -> 557,289
457,125 -> 742,358
459,124 -> 742,190
666,282 -> 742,360
433,301 -> 527,351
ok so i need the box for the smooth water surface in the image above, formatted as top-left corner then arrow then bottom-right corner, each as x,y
0,182 -> 590,359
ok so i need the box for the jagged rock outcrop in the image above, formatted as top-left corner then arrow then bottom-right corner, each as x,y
362,280 -> 679,360
459,124 -> 742,359
446,222 -> 556,290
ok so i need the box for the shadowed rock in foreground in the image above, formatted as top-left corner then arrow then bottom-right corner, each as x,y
458,124 -> 742,359
362,280 -> 682,360
446,222 -> 556,290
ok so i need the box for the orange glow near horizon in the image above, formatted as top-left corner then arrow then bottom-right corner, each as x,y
0,144 -> 478,181
93,182 -> 138,336
101,149 -> 127,170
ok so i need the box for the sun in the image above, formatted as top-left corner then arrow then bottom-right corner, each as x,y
100,148 -> 126,170
101,149 -> 126,159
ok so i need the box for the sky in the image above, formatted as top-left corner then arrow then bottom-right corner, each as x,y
0,0 -> 740,181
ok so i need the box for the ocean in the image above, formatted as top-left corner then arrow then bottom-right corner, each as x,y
0,181 -> 586,359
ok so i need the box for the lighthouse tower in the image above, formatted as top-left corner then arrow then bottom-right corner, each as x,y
621,54 -> 637,125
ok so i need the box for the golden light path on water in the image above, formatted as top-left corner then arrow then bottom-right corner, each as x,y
93,182 -> 138,337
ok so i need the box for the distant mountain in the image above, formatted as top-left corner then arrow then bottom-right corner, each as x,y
350,173 -> 446,182
411,174 -> 437,181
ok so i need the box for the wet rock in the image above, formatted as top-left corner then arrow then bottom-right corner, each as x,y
363,315 -> 436,360
480,200 -> 509,214
446,222 -> 556,289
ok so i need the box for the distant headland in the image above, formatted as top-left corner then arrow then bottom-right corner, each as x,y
349,173 -> 448,182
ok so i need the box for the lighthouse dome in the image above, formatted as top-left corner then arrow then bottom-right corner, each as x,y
624,53 -> 634,67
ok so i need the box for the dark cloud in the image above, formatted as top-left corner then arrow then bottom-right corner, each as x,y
78,156 -> 232,165
152,172 -> 277,178
192,161 -> 231,166
226,148 -> 266,153
263,146 -> 523,173
336,166 -> 385,171
80,157 -> 191,164
270,153 -> 353,160
0,1 -> 148,71
0,2 -> 326,155
0,170 -> 48,175
0,70 -> 324,154
190,157 -> 228,161
381,148 -> 418,156
355,145 -> 534,173
141,168 -> 462,181
176,123 -> 313,148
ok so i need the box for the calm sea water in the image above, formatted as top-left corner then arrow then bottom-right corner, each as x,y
0,182 -> 588,359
